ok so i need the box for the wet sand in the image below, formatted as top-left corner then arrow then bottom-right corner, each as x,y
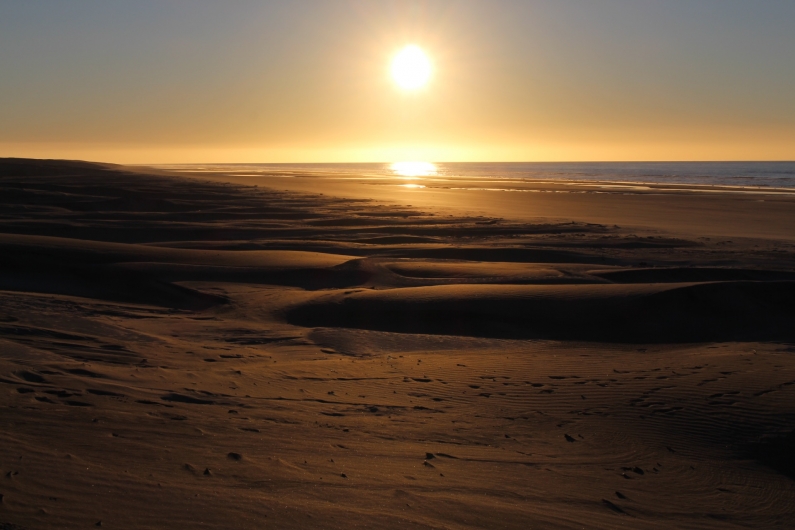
175,167 -> 795,241
1,158 -> 794,529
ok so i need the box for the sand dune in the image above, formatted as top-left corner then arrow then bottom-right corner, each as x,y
287,281 -> 795,342
0,233 -> 357,306
1,159 -> 794,529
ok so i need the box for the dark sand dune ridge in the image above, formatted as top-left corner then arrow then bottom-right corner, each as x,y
1,159 -> 795,529
287,281 -> 795,342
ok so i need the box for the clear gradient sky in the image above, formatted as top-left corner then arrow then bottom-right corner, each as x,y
1,1 -> 794,163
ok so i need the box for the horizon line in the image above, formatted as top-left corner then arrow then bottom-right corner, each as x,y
137,160 -> 795,166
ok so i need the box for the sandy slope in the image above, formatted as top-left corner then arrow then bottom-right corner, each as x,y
0,159 -> 794,529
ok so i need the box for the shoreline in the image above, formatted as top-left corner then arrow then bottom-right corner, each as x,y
159,167 -> 795,195
161,166 -> 795,242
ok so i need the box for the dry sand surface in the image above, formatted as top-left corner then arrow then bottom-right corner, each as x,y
1,158 -> 794,529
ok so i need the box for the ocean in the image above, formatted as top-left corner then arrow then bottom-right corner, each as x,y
156,161 -> 795,190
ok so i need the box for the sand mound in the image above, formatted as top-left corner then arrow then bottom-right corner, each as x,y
287,281 -> 795,342
0,157 -> 122,176
591,267 -> 795,283
0,233 -> 362,305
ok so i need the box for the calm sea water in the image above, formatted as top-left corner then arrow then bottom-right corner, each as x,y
158,161 -> 795,189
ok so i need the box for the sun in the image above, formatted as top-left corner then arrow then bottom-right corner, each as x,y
391,45 -> 432,90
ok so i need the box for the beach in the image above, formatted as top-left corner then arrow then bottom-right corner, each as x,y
163,162 -> 795,241
1,158 -> 794,529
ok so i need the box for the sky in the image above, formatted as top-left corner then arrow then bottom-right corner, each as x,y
1,0 -> 794,163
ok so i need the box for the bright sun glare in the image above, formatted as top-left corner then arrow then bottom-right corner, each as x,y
390,161 -> 437,177
391,45 -> 432,90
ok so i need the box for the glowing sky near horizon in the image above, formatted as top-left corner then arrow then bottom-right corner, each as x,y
0,0 -> 794,163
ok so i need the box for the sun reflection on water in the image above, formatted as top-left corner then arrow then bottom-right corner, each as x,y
390,161 -> 437,178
